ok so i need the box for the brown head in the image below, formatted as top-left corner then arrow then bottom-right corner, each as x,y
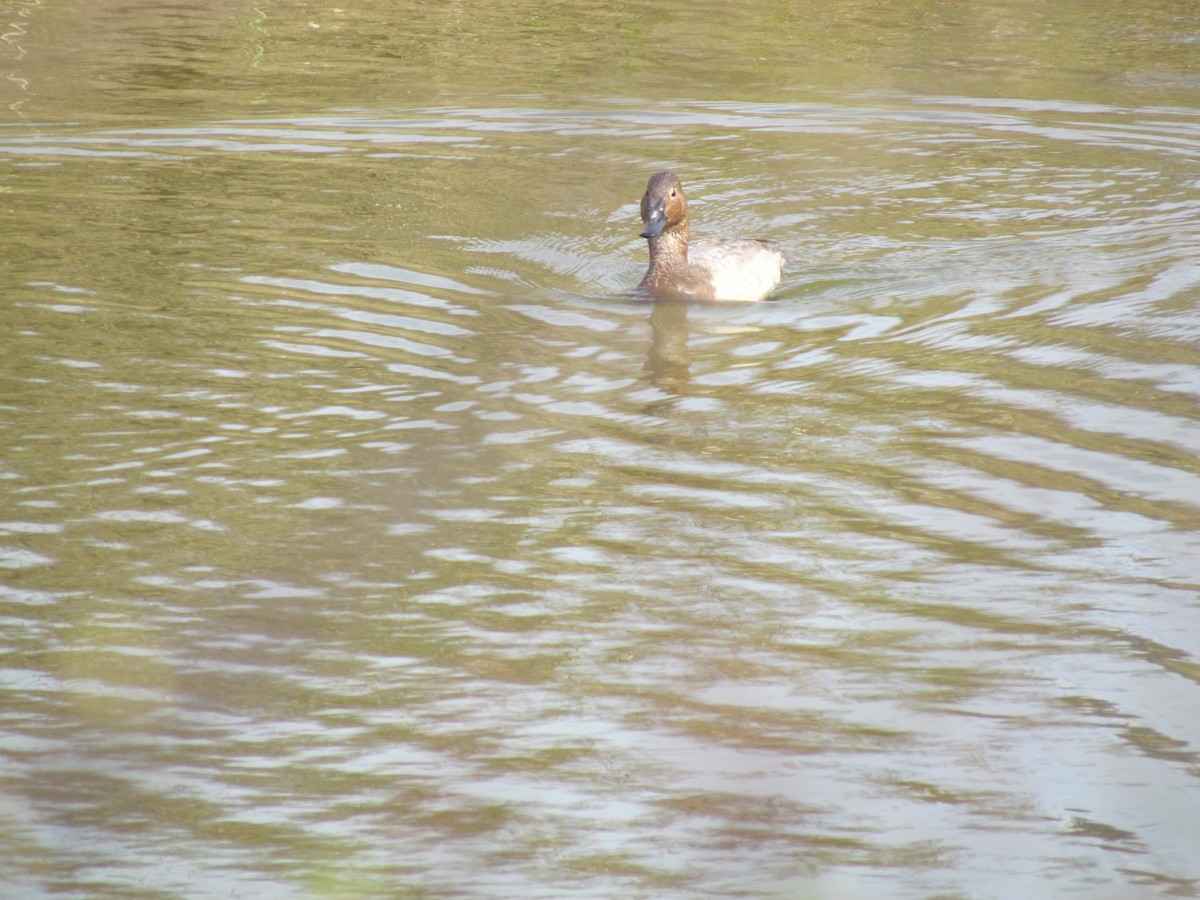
639,171 -> 689,239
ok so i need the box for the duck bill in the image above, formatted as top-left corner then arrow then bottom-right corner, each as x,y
640,204 -> 667,238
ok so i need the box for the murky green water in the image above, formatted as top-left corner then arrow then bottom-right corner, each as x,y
2,1 -> 1199,897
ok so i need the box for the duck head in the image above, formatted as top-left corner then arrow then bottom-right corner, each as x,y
640,170 -> 689,239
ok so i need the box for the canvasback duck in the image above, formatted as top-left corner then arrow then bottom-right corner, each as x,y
637,171 -> 784,302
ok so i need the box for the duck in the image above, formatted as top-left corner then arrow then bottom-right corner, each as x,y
637,171 -> 784,302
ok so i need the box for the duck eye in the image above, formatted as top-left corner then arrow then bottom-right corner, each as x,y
670,190 -> 677,198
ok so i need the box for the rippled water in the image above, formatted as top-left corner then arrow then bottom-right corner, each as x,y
2,1 -> 1200,897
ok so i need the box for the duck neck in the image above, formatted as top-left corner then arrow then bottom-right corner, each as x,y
642,227 -> 690,288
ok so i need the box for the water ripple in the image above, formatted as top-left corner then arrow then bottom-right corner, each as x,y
3,86 -> 1200,899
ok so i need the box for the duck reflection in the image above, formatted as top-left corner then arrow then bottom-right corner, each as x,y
643,299 -> 691,389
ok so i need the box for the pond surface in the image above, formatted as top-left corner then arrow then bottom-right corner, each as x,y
2,1 -> 1200,897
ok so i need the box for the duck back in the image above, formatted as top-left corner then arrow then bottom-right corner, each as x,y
688,238 -> 784,303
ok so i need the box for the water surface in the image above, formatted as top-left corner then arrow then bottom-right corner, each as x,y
2,1 -> 1200,897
